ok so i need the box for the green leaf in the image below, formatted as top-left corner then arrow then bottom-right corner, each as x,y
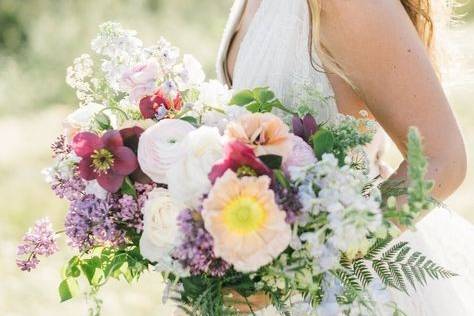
230,89 -> 255,106
259,154 -> 283,170
253,87 -> 275,104
180,116 -> 199,125
274,169 -> 290,189
311,129 -> 335,159
94,112 -> 111,130
120,177 -> 137,198
58,278 -> 80,302
246,101 -> 260,113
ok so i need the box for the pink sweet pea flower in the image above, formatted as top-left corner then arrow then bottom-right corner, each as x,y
120,59 -> 161,104
209,140 -> 272,184
72,130 -> 138,192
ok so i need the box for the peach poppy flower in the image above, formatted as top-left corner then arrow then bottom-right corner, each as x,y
202,170 -> 291,272
225,113 -> 293,159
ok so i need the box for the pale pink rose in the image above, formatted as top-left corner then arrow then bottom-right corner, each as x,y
120,59 -> 162,104
137,119 -> 195,184
282,135 -> 317,172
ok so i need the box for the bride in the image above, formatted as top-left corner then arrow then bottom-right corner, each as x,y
215,0 -> 474,315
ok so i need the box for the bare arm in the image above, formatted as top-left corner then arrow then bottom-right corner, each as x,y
319,0 -> 467,204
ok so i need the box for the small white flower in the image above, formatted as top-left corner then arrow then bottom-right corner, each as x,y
175,54 -> 205,89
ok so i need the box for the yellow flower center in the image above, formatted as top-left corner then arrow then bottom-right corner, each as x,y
222,196 -> 268,235
90,148 -> 114,174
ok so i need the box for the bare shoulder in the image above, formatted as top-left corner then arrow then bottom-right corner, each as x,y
319,0 -> 414,43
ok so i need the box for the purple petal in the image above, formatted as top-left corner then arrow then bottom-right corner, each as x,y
102,130 -> 123,150
111,146 -> 138,176
72,132 -> 102,157
78,156 -> 96,180
302,114 -> 318,139
292,116 -> 305,139
96,172 -> 124,193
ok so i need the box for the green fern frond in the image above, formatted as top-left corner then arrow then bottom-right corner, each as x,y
352,259 -> 373,287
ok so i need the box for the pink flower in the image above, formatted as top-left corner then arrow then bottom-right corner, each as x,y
72,130 -> 138,192
120,59 -> 161,104
283,135 -> 317,172
139,89 -> 183,119
209,140 -> 272,184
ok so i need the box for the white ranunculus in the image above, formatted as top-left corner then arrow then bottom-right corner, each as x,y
139,188 -> 184,263
167,126 -> 224,208
138,119 -> 195,184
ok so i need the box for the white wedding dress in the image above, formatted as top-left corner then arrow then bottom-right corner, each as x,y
216,0 -> 474,315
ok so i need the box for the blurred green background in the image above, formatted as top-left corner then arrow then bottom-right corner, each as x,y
0,0 -> 473,315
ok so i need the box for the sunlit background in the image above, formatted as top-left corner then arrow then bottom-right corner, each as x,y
0,1 -> 473,315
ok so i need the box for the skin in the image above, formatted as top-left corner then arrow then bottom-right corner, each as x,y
226,0 -> 467,312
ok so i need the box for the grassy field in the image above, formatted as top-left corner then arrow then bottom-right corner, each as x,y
0,1 -> 473,315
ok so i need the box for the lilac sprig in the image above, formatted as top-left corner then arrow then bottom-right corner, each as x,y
173,209 -> 230,277
274,181 -> 302,224
16,218 -> 59,271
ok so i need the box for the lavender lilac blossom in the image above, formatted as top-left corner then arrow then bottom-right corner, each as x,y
16,218 -> 59,271
173,209 -> 230,277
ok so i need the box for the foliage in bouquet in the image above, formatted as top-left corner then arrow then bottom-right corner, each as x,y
17,22 -> 456,316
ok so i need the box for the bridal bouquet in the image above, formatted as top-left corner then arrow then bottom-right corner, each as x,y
17,22 -> 455,316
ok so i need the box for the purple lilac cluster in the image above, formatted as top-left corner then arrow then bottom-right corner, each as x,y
64,182 -> 156,251
51,134 -> 72,158
274,182 -> 302,224
16,218 -> 59,271
173,209 -> 231,277
113,183 -> 157,233
51,173 -> 85,201
65,195 -> 125,251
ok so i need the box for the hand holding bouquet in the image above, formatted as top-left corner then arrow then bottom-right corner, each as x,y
17,23 -> 455,316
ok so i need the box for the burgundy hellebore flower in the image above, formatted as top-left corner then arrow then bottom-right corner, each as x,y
292,114 -> 319,143
119,126 -> 152,184
139,89 -> 183,119
209,140 -> 273,184
72,130 -> 138,192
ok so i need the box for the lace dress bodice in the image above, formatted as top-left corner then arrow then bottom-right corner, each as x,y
216,0 -> 389,178
217,0 -> 337,124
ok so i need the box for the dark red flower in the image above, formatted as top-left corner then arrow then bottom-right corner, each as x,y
72,130 -> 138,192
292,114 -> 319,143
209,141 -> 272,184
139,89 -> 183,119
119,126 -> 152,184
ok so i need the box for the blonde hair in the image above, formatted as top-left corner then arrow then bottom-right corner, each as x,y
307,0 -> 449,82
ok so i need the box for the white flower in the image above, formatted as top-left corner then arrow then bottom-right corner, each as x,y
167,126 -> 224,208
65,102 -> 105,129
176,54 -> 205,89
139,188 -> 184,263
198,80 -> 232,109
84,180 -> 108,200
137,119 -> 195,184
